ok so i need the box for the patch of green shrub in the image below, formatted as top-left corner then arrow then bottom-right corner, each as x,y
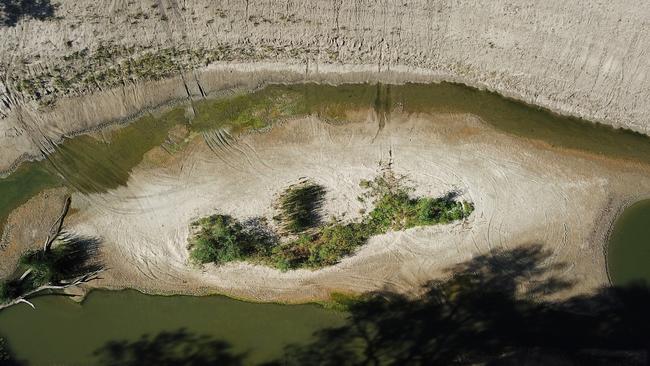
308,222 -> 369,267
361,170 -> 473,232
189,171 -> 474,270
317,292 -> 364,311
188,215 -> 274,265
270,233 -> 313,270
19,239 -> 97,287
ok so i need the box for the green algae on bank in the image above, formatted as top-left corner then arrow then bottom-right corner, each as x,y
0,162 -> 61,244
0,111 -> 182,240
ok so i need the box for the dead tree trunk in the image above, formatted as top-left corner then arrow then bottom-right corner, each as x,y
43,195 -> 71,252
0,269 -> 104,311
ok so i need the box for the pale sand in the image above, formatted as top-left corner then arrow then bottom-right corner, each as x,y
35,110 -> 646,303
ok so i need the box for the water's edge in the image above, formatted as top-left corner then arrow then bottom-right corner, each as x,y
3,64 -> 647,179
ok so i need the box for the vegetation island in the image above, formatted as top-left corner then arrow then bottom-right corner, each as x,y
188,168 -> 474,270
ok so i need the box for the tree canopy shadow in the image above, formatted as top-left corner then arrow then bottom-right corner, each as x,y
19,232 -> 103,285
0,0 -> 57,27
272,244 -> 650,365
1,233 -> 103,305
89,244 -> 650,365
93,328 -> 245,366
277,180 -> 327,233
0,336 -> 24,366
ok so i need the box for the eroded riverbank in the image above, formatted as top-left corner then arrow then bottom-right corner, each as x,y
3,1 -> 650,166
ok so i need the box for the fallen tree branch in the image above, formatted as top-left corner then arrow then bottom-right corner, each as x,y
16,299 -> 35,309
18,268 -> 32,280
43,195 -> 72,252
0,268 -> 104,311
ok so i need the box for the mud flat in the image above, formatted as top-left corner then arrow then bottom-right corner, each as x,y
54,110 -> 650,303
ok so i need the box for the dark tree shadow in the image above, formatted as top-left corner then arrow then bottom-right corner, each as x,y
93,328 -> 245,366
271,244 -> 650,365
49,232 -> 103,279
0,336 -> 24,366
2,233 -> 103,302
89,244 -> 650,365
20,232 -> 103,285
0,0 -> 57,27
277,181 -> 326,233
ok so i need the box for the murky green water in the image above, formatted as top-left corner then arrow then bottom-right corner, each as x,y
0,290 -> 345,365
607,200 -> 650,286
2,82 -> 650,365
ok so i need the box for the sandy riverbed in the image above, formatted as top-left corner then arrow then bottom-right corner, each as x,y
7,109 -> 633,303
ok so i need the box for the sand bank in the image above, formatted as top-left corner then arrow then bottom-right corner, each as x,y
32,111 -> 647,303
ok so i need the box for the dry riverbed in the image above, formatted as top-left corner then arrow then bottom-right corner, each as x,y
0,109 -> 642,303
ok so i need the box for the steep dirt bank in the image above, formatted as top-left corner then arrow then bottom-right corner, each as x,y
1,0 -> 649,173
0,64 -> 450,175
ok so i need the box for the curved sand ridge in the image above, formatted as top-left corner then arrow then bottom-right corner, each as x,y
52,111 -> 650,303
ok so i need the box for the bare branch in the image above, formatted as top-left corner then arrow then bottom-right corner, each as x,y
16,299 -> 35,309
0,268 -> 105,311
19,268 -> 32,281
43,195 -> 72,252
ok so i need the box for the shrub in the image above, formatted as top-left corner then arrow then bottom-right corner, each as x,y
189,171 -> 474,270
271,234 -> 313,270
366,189 -> 413,232
308,223 -> 369,267
363,170 -> 474,232
0,236 -> 101,306
19,253 -> 56,287
188,215 -> 273,265
19,238 -> 99,288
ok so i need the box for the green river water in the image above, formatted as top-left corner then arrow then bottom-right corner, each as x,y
0,290 -> 345,365
607,200 -> 650,287
1,82 -> 650,365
